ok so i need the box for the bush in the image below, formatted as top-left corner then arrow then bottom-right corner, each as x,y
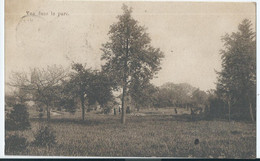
126,106 -> 131,114
104,107 -> 112,114
32,125 -> 57,147
5,134 -> 28,153
5,104 -> 30,131
39,112 -> 44,119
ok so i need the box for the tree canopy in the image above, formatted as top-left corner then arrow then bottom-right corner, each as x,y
101,4 -> 164,123
217,19 -> 256,121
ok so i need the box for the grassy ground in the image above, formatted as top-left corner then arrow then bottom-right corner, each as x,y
5,108 -> 256,158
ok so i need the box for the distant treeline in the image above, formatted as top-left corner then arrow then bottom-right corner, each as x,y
129,82 -> 208,109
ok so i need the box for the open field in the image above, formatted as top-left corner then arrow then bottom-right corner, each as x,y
5,108 -> 256,158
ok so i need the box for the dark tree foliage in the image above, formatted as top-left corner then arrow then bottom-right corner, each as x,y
103,99 -> 118,114
68,63 -> 114,118
5,94 -> 17,108
217,19 -> 256,121
128,81 -> 157,110
32,125 -> 57,147
5,104 -> 30,131
207,90 -> 227,119
69,63 -> 93,121
5,134 -> 28,154
58,79 -> 77,114
87,71 -> 114,108
101,5 -> 164,123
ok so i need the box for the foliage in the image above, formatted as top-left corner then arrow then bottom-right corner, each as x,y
103,99 -> 118,114
207,90 -> 227,119
101,4 -> 164,123
191,89 -> 208,108
13,88 -> 30,104
69,63 -> 94,120
32,125 -> 57,147
103,107 -> 112,114
5,134 -> 28,154
129,82 -> 158,110
216,19 -> 256,121
5,94 -> 17,108
5,104 -> 30,131
58,79 -> 77,114
68,63 -> 114,119
151,83 -> 198,108
87,71 -> 114,108
126,106 -> 131,114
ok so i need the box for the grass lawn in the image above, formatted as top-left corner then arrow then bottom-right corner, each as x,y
5,108 -> 256,158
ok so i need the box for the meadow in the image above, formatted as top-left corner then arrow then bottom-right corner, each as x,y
5,108 -> 256,158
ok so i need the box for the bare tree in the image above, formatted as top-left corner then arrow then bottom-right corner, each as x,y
8,65 -> 68,121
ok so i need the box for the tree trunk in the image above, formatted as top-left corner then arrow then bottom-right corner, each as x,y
137,103 -> 140,112
249,102 -> 255,122
121,26 -> 129,124
121,84 -> 126,124
114,108 -> 116,115
190,107 -> 194,121
81,95 -> 85,121
46,106 -> 51,121
245,94 -> 254,122
228,101 -> 231,121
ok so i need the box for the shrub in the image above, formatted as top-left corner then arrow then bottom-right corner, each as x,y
5,104 -> 30,131
32,125 -> 57,147
126,106 -> 131,114
39,112 -> 44,119
5,134 -> 28,154
104,107 -> 112,114
37,107 -> 44,119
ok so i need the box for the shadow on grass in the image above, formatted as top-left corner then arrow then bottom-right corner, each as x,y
30,117 -> 120,126
30,113 -> 254,126
137,114 -> 207,122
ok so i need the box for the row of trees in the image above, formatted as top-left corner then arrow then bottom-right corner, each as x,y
6,64 -> 114,121
6,5 -> 164,124
6,5 -> 256,123
129,18 -> 256,122
128,82 -> 208,110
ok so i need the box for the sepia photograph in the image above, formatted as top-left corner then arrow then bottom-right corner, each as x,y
4,0 -> 256,158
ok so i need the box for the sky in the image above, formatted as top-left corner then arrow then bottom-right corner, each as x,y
5,0 -> 256,92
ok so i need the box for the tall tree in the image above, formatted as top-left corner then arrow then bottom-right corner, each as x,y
217,19 -> 256,122
101,5 -> 164,124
